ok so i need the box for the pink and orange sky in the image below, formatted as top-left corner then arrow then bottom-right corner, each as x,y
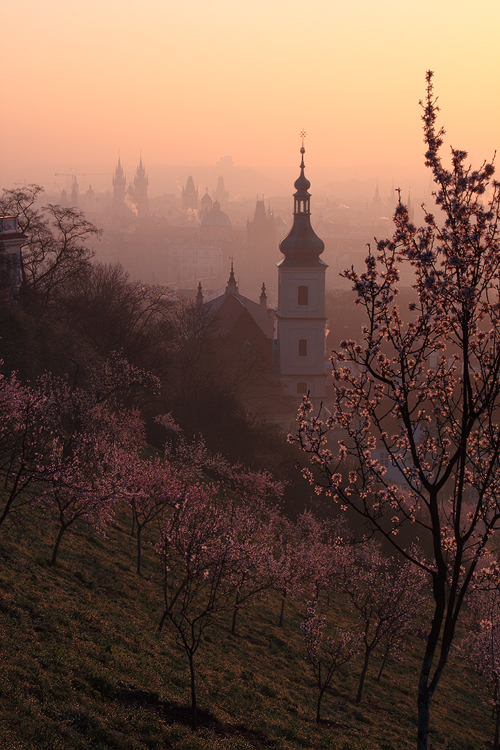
2,0 -> 500,193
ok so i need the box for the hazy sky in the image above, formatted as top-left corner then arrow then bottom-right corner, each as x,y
2,0 -> 500,190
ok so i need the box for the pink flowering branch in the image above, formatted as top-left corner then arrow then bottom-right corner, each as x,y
292,71 -> 500,750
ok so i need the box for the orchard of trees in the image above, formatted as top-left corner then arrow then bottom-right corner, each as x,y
2,72 -> 500,749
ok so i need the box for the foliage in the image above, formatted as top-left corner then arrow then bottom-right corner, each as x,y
462,582 -> 500,749
338,543 -> 427,703
157,482 -> 236,730
0,184 -> 99,304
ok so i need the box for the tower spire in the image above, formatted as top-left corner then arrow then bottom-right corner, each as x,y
225,257 -> 238,294
278,137 -> 324,266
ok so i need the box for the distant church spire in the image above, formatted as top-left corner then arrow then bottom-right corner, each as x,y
113,156 -> 126,205
196,281 -> 204,307
225,258 -> 238,295
182,176 -> 198,211
260,282 -> 267,308
407,189 -> 414,221
134,155 -> 149,217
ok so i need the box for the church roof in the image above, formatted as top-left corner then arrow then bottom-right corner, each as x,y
202,264 -> 274,338
201,200 -> 231,227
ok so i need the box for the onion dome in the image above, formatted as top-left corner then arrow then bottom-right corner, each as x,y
278,145 -> 325,267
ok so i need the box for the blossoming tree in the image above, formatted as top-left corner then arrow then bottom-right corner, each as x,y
300,600 -> 360,723
292,72 -> 500,749
156,481 -> 236,731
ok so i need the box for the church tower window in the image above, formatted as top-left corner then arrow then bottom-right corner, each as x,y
298,285 -> 308,305
298,339 -> 307,357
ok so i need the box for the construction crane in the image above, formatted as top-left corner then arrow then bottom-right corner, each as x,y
53,172 -> 112,192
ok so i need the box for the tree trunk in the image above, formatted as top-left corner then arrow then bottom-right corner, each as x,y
493,705 -> 500,750
188,650 -> 197,731
136,524 -> 142,576
416,577 -> 447,750
316,686 -> 326,724
50,523 -> 67,566
417,683 -> 432,750
158,609 -> 167,632
376,643 -> 391,682
356,649 -> 370,703
279,590 -> 286,627
231,592 -> 240,636
0,466 -> 25,527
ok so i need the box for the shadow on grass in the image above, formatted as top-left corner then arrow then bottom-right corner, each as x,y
115,686 -> 279,746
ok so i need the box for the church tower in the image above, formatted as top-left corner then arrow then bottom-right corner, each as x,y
134,156 -> 149,217
112,157 -> 126,207
277,142 -> 327,403
182,176 -> 198,211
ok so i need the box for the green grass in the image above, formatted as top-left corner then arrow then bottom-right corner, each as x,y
0,506 -> 493,749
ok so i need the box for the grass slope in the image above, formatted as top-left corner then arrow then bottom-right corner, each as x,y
0,507 -> 491,750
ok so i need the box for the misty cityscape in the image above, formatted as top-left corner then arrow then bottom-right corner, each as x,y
2,1 -> 500,749
17,154 -> 426,304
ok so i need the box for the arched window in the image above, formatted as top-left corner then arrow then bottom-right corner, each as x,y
298,339 -> 307,357
297,382 -> 307,394
298,285 -> 308,306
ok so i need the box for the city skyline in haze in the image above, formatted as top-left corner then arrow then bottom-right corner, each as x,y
2,0 -> 499,195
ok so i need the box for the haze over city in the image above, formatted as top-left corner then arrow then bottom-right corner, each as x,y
3,0 -> 499,196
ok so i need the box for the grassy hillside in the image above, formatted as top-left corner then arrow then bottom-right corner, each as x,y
0,506 -> 490,750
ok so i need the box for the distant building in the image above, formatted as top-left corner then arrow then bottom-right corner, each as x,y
134,156 -> 149,218
214,175 -> 229,208
182,176 -> 198,211
169,241 -> 224,287
196,263 -> 285,415
200,189 -> 212,219
201,261 -> 275,340
112,157 -> 126,207
245,196 -> 277,295
201,200 -> 232,242
0,216 -> 26,296
70,176 -> 79,207
277,145 -> 327,405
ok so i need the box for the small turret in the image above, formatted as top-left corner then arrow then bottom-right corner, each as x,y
225,259 -> 238,295
196,281 -> 204,307
260,282 -> 267,308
